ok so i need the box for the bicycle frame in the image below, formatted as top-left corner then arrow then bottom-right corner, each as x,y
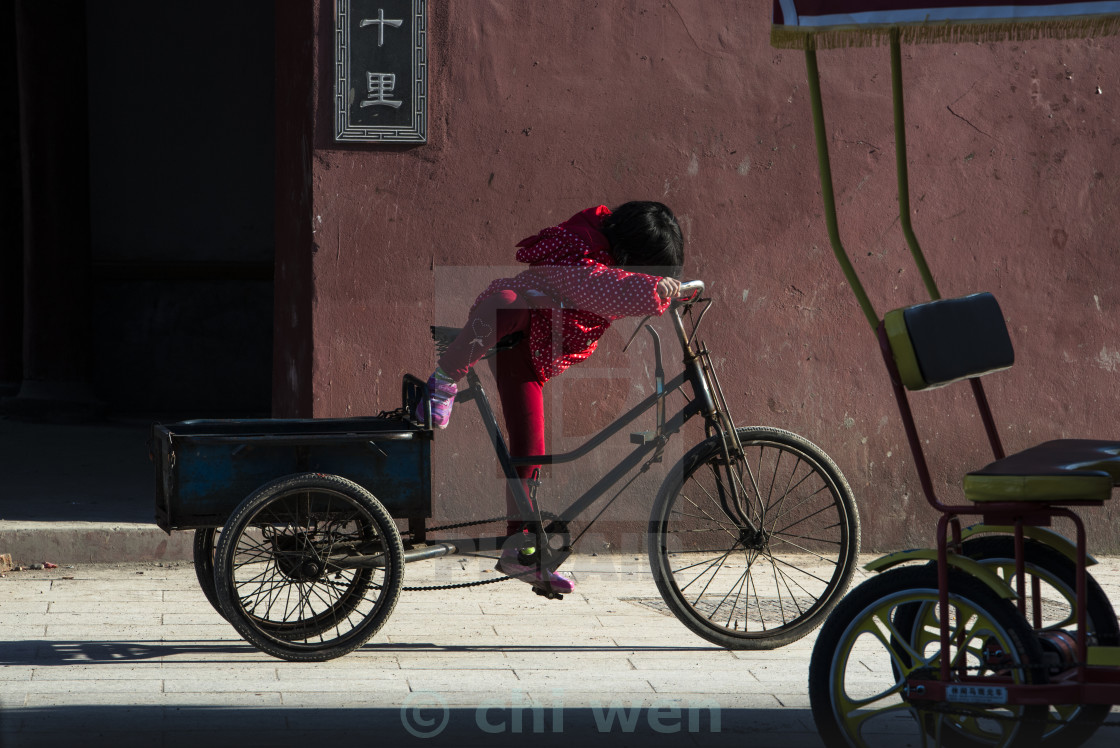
413,288 -> 755,569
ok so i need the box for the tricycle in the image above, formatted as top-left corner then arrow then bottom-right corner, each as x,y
153,280 -> 861,661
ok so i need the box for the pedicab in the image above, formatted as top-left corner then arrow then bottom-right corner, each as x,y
152,280 -> 861,661
771,2 -> 1120,745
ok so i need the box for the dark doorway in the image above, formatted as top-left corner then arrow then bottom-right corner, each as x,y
84,1 -> 275,418
0,1 -> 276,530
5,1 -> 276,420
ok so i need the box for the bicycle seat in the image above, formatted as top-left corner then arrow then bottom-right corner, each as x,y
883,292 -> 1120,504
430,326 -> 524,358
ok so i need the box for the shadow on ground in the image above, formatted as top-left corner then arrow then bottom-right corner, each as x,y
1,640 -> 740,667
0,703 -> 820,748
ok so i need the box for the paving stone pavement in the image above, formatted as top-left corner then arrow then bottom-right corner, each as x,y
2,554 -> 1120,748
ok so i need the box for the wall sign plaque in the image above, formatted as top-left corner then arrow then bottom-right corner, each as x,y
335,0 -> 427,143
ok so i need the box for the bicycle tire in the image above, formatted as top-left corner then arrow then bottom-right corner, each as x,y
193,527 -> 224,620
648,426 -> 860,649
214,473 -> 404,662
959,536 -> 1119,643
810,565 -> 1048,748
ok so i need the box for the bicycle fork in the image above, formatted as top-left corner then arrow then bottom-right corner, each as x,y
682,338 -> 766,541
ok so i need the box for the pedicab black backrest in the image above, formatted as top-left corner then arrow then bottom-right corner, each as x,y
883,292 -> 1015,391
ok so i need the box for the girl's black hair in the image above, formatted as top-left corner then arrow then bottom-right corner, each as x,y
601,201 -> 685,279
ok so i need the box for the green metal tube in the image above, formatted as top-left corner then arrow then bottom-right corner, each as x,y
890,29 -> 940,301
805,48 -> 879,330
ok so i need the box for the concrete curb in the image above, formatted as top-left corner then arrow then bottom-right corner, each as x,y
0,522 -> 195,566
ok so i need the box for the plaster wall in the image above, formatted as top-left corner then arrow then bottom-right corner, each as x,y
295,0 -> 1120,551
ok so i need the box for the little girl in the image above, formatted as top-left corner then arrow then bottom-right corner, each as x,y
419,201 -> 685,593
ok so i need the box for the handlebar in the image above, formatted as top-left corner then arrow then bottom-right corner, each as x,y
674,280 -> 705,301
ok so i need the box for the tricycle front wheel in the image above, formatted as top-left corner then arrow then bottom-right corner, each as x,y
649,426 -> 860,649
214,472 -> 404,661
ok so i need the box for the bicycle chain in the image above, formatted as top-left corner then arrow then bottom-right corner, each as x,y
375,405 -> 567,592
397,513 -> 564,592
398,514 -> 509,540
402,575 -> 514,592
373,406 -> 519,592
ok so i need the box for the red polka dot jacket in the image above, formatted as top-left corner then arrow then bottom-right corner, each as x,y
474,205 -> 671,382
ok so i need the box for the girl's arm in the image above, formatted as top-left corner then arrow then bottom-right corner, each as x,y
531,262 -> 672,320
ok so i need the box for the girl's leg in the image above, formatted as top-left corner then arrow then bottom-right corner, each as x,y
437,289 -> 530,380
420,289 -> 530,429
435,287 -> 542,524
488,340 -> 545,536
483,305 -> 574,594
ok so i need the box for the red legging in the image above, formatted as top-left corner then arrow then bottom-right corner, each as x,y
438,290 -> 544,535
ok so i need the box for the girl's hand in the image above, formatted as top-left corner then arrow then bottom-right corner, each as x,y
656,277 -> 683,300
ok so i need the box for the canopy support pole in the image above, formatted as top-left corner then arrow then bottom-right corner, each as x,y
890,28 -> 940,301
805,47 -> 878,331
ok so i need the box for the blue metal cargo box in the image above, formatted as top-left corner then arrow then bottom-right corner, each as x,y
152,417 -> 431,532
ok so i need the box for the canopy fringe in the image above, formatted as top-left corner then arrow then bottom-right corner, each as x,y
771,15 -> 1120,50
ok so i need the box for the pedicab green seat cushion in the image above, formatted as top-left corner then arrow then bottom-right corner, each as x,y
964,440 -> 1120,503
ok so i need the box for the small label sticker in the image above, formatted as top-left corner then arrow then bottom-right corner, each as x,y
946,685 -> 1008,704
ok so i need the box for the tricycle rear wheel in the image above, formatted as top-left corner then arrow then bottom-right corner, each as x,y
196,526 -> 347,635
193,527 -> 223,619
947,536 -> 1116,746
214,472 -> 404,661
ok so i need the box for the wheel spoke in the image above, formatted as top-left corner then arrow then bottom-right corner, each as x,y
683,546 -> 736,600
668,548 -> 746,571
701,563 -> 748,623
767,533 -> 843,569
681,473 -> 746,541
723,564 -> 750,629
768,498 -> 838,537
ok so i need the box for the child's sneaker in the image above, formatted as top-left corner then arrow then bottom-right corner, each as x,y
496,546 -> 575,595
417,371 -> 457,428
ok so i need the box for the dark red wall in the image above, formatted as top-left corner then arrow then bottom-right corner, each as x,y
281,1 -> 1120,551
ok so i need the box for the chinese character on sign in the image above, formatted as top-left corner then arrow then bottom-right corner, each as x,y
359,8 -> 403,46
362,72 -> 402,108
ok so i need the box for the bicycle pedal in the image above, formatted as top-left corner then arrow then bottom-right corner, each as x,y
532,586 -> 564,601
